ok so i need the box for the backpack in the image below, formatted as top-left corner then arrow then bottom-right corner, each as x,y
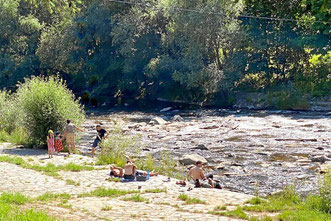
136,175 -> 147,182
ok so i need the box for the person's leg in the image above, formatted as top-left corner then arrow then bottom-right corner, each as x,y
91,139 -> 98,158
202,180 -> 212,188
68,144 -> 72,154
72,136 -> 76,153
150,171 -> 160,176
208,178 -> 215,188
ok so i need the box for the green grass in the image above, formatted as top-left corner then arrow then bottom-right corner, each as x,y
58,162 -> 94,172
246,197 -> 264,205
0,192 -> 55,221
0,202 -> 56,221
66,179 -> 81,186
0,155 -> 95,179
37,193 -> 71,202
123,194 -> 149,202
214,205 -> 227,211
101,206 -> 112,211
0,192 -> 31,205
106,177 -> 122,182
78,187 -> 138,198
57,201 -> 72,209
241,173 -> 331,220
208,206 -> 248,219
178,194 -> 206,205
144,188 -> 167,193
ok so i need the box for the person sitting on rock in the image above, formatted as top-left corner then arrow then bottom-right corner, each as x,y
187,161 -> 214,188
123,160 -> 137,181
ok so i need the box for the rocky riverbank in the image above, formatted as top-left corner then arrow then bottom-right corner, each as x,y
79,108 -> 331,196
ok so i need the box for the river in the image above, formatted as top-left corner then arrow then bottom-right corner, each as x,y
80,108 -> 331,196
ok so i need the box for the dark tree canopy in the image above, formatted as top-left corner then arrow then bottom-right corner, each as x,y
0,0 -> 330,106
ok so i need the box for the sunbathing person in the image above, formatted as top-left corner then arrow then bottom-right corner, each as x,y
187,161 -> 214,188
109,165 -> 124,178
109,162 -> 160,179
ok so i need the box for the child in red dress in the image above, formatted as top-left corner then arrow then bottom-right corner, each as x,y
55,131 -> 63,154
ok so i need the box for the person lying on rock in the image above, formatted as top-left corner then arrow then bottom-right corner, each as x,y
109,165 -> 124,177
207,174 -> 222,189
187,161 -> 214,188
109,162 -> 160,180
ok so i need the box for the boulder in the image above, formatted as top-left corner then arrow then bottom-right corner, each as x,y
149,117 -> 167,125
192,144 -> 209,151
310,155 -> 328,163
320,161 -> 331,173
172,115 -> 184,122
179,154 -> 207,165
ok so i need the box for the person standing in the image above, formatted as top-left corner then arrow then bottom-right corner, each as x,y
47,130 -> 55,159
91,124 -> 107,158
63,119 -> 83,154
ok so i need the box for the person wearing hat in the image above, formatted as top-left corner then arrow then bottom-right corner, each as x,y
47,130 -> 55,159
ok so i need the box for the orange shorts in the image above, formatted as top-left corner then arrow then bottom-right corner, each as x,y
66,133 -> 75,145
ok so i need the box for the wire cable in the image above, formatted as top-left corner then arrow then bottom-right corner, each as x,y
107,0 -> 331,24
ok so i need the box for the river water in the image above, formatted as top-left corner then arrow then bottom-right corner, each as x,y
82,108 -> 331,196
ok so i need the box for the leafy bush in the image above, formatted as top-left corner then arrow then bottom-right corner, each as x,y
320,171 -> 331,213
0,91 -> 21,133
267,90 -> 310,110
14,76 -> 85,144
98,126 -> 139,167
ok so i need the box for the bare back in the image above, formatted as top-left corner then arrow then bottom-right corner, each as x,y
189,166 -> 205,181
124,163 -> 136,175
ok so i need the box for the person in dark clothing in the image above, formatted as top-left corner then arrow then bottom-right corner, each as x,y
91,124 -> 107,158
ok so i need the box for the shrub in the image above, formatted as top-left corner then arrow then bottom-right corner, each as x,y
0,91 -> 8,123
320,170 -> 331,213
14,76 -> 85,144
267,90 -> 310,110
0,90 -> 22,133
98,126 -> 139,166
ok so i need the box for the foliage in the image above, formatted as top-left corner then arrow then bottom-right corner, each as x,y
0,0 -> 330,108
0,128 -> 31,146
0,201 -> 56,221
144,188 -> 167,193
14,75 -> 85,144
0,155 -> 95,178
0,192 -> 55,221
294,52 -> 331,97
0,192 -> 31,205
178,194 -> 206,205
267,88 -> 310,110
37,193 -> 71,202
79,187 -> 138,198
241,177 -> 331,220
123,194 -> 149,202
97,126 -> 139,167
